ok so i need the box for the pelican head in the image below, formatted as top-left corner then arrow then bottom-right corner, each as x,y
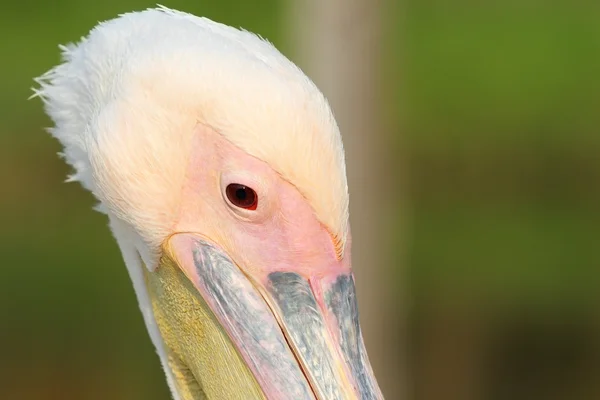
34,6 -> 382,400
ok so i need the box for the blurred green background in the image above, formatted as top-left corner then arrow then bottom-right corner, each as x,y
1,1 -> 598,399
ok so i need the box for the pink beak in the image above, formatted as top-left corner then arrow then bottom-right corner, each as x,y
166,233 -> 383,400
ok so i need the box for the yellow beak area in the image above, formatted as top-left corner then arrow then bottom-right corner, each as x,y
143,251 -> 265,400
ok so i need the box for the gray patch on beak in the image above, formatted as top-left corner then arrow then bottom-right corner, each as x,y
190,239 -> 314,399
267,272 -> 348,400
324,274 -> 381,399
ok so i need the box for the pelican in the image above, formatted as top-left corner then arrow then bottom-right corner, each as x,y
34,6 -> 383,400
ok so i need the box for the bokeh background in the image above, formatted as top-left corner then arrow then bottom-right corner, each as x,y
1,1 -> 599,399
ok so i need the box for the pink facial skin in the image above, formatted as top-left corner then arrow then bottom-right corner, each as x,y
174,123 -> 352,283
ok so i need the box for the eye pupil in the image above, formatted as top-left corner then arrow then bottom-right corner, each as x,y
226,184 -> 258,210
235,188 -> 247,201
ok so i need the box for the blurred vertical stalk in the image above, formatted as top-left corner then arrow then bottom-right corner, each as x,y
284,1 -> 406,398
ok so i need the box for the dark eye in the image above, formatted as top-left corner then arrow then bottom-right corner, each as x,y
225,184 -> 258,210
